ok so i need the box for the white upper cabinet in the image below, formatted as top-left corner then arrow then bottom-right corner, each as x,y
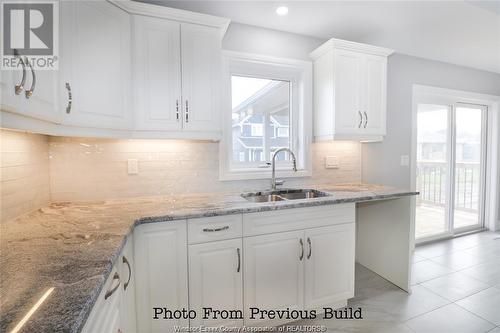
132,12 -> 225,139
180,23 -> 222,134
132,16 -> 182,131
1,0 -> 229,139
310,38 -> 393,142
59,0 -> 132,129
1,57 -> 59,124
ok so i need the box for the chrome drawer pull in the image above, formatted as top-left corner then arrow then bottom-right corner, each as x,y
65,83 -> 72,114
25,60 -> 36,98
176,100 -> 180,121
104,272 -> 120,300
364,111 -> 368,128
358,111 -> 363,128
202,226 -> 229,232
14,53 -> 26,95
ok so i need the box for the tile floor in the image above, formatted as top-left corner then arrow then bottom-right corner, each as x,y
286,231 -> 500,332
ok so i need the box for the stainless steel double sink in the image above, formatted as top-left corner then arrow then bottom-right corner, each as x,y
241,189 -> 329,203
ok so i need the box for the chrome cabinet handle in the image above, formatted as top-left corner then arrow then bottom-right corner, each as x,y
358,111 -> 363,128
202,225 -> 229,232
307,237 -> 312,259
185,100 -> 189,123
236,248 -> 241,273
104,272 -> 120,300
123,256 -> 131,291
363,111 -> 368,128
14,53 -> 26,95
25,60 -> 36,98
176,100 -> 180,121
65,83 -> 72,114
299,238 -> 304,261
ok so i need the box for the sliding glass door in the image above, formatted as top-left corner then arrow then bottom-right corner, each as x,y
415,103 -> 487,241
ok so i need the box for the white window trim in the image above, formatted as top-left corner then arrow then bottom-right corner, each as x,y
219,51 -> 312,181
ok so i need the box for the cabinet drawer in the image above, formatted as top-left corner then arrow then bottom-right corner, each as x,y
188,214 -> 243,244
243,203 -> 355,237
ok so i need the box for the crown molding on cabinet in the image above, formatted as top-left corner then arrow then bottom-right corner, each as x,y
109,0 -> 230,39
310,38 -> 394,60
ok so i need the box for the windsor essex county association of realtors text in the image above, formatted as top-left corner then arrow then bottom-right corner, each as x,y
153,307 -> 363,321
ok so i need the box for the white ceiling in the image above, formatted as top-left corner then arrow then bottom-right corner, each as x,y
137,1 -> 500,74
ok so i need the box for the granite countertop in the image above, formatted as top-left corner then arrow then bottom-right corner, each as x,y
0,183 -> 418,333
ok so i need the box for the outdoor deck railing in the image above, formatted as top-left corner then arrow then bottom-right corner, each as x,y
416,161 -> 480,211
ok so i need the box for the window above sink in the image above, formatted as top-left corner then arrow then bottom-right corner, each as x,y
219,51 -> 313,181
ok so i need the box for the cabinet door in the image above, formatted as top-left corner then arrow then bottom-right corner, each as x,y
120,235 -> 137,333
24,69 -> 59,123
243,230 -> 304,326
133,16 -> 182,131
59,1 -> 131,129
180,23 -> 221,132
333,50 -> 363,134
189,239 -> 243,327
1,65 -> 59,123
304,223 -> 355,311
361,55 -> 387,136
134,220 -> 189,333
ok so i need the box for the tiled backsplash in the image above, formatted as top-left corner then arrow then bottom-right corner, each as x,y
0,129 -> 51,222
0,129 -> 361,220
48,137 -> 361,202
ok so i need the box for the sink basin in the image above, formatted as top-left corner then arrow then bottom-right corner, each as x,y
241,193 -> 285,203
241,189 -> 329,202
279,189 -> 329,200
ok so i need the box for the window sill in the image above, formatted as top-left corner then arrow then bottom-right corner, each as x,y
219,168 -> 312,181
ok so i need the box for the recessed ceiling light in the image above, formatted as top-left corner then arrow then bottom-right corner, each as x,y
276,6 -> 288,16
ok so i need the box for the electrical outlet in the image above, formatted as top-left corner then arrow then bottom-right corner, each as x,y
325,156 -> 339,169
127,159 -> 139,175
400,155 -> 410,167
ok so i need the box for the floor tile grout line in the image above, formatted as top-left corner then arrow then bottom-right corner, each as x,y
453,298 -> 499,328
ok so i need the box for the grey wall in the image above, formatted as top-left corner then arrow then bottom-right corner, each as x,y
221,22 -> 500,226
223,22 -> 324,60
362,53 -> 500,188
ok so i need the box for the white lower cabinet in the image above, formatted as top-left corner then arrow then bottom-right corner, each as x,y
133,220 -> 189,333
82,235 -> 136,333
243,222 -> 355,327
83,205 -> 356,331
244,230 -> 305,326
304,224 -> 355,311
189,238 -> 243,328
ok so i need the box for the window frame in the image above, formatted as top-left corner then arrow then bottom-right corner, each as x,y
219,51 -> 312,181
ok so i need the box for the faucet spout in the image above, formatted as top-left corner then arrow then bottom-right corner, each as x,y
271,148 -> 297,190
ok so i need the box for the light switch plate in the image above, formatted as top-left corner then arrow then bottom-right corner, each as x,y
400,155 -> 410,167
127,159 -> 139,174
325,156 -> 339,169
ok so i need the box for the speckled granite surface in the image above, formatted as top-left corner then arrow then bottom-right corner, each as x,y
0,184 -> 418,333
